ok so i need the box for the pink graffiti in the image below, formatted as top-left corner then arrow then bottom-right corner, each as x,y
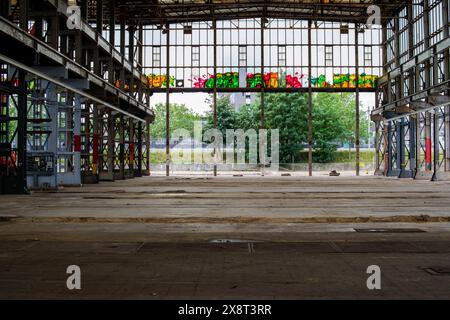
190,74 -> 211,88
286,72 -> 304,88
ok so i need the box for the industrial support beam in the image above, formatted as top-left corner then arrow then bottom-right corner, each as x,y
0,54 -> 146,122
17,69 -> 27,193
443,0 -> 450,173
165,24 -> 170,177
108,0 -> 115,84
260,15 -> 266,176
0,0 -> 9,18
118,114 -> 125,180
307,20 -> 313,177
355,25 -> 360,176
145,122 -> 150,176
418,0 -> 434,180
213,17 -> 218,177
136,121 -> 143,177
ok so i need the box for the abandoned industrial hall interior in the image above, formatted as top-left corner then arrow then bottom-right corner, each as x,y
0,0 -> 450,302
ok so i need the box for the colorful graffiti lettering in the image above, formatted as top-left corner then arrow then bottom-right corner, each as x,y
214,72 -> 239,88
191,75 -> 210,88
311,75 -> 331,88
147,74 -> 175,88
246,72 -> 304,88
286,73 -> 304,88
188,72 -> 377,89
246,73 -> 264,88
264,72 -> 279,88
333,73 -> 378,89
191,72 -> 239,89
360,74 -> 378,88
114,80 -> 130,91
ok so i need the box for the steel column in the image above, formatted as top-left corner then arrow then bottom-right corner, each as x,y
355,25 -> 360,176
213,18 -> 218,176
119,115 -> 125,179
137,121 -> 143,177
145,121 -> 150,175
165,24 -> 170,177
108,0 -> 115,84
17,69 -> 27,193
260,16 -> 266,176
444,0 -> 450,172
307,20 -> 313,176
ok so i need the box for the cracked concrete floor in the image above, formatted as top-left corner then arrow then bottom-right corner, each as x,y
1,176 -> 450,299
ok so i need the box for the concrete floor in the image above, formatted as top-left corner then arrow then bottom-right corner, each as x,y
1,176 -> 450,299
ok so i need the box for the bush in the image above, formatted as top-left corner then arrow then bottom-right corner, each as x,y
313,142 -> 338,163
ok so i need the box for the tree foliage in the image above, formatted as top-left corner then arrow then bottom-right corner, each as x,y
203,96 -> 237,135
264,93 -> 309,163
150,103 -> 203,138
152,93 -> 371,164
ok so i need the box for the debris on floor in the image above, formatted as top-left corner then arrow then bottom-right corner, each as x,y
329,170 -> 341,177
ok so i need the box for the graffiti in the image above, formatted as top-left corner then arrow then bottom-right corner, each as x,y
217,72 -> 239,88
360,74 -> 378,88
28,79 -> 36,90
147,74 -> 175,88
311,75 -> 331,88
187,72 -> 377,89
286,73 -> 305,88
332,74 -> 352,88
114,80 -> 131,91
246,72 -> 305,88
246,73 -> 264,88
264,72 -> 279,88
191,72 -> 239,89
333,73 -> 378,89
191,75 -> 210,88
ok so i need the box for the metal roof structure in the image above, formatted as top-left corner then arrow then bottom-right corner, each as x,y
0,0 -> 449,194
97,0 -> 409,24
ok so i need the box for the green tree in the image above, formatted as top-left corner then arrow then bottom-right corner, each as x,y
203,92 -> 367,164
263,93 -> 309,164
235,102 -> 260,132
204,96 -> 237,136
150,103 -> 202,138
312,93 -> 349,162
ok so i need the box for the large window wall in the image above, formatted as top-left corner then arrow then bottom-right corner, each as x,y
141,19 -> 382,91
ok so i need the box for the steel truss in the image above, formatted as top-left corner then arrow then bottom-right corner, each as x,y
0,0 -> 153,193
373,0 -> 450,181
0,63 -> 26,193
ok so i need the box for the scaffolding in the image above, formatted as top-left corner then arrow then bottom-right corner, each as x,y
373,0 -> 450,180
0,0 -> 448,193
